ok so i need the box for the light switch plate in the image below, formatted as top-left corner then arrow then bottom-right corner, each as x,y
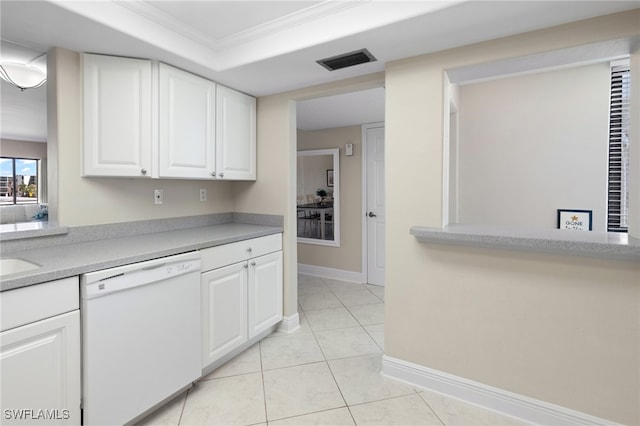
346,143 -> 353,156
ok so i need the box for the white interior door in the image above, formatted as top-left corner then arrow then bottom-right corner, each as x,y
364,123 -> 385,286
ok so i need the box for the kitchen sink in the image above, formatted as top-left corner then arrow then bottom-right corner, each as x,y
0,258 -> 40,277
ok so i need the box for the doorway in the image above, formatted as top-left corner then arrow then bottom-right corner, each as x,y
295,87 -> 384,280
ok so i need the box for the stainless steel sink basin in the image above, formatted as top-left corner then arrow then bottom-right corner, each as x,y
0,258 -> 40,277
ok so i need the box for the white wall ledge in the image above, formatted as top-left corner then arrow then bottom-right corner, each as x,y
410,224 -> 640,261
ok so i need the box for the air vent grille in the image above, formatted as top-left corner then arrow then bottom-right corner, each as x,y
317,49 -> 377,71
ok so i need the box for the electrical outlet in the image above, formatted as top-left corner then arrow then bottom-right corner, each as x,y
154,189 -> 163,205
200,189 -> 207,202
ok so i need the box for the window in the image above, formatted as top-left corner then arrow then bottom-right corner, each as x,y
0,157 -> 39,205
607,60 -> 630,233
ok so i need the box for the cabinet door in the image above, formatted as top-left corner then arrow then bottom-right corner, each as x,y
248,251 -> 283,339
201,262 -> 248,368
159,63 -> 217,179
0,311 -> 81,425
216,86 -> 256,180
83,54 -> 152,177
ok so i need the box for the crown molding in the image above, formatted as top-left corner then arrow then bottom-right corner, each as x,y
215,1 -> 367,50
76,0 -> 461,72
113,0 -> 218,48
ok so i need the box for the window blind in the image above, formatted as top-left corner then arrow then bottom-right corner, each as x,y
607,63 -> 630,233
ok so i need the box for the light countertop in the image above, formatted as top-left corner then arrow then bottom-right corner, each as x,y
1,223 -> 282,292
410,224 -> 640,261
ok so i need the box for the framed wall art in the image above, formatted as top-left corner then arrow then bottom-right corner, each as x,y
557,209 -> 592,231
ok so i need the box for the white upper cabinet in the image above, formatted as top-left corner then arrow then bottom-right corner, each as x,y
82,54 -> 256,181
216,86 -> 257,180
83,54 -> 152,177
158,63 -> 217,179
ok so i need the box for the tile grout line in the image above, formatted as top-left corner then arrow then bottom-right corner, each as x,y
303,288 -> 352,414
325,279 -> 384,328
292,277 -> 396,424
325,278 -> 384,355
416,392 -> 447,426
258,340 -> 270,425
313,277 -> 388,417
270,296 -> 351,425
316,276 -> 386,425
176,390 -> 188,426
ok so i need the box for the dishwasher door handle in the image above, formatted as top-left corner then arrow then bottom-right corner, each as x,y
142,263 -> 166,271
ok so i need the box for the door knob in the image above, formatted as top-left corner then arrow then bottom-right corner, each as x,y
368,212 -> 377,217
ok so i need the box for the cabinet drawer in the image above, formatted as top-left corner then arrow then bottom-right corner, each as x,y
1,277 -> 79,332
201,234 -> 282,272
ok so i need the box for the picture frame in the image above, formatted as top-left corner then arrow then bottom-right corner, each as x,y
557,209 -> 592,231
327,169 -> 334,187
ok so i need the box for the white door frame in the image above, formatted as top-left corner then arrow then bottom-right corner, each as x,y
361,121 -> 385,285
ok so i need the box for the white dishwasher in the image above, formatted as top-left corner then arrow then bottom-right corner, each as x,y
80,251 -> 201,425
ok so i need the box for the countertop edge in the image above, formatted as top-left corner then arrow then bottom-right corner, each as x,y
0,225 -> 70,241
1,224 -> 283,292
410,225 -> 640,261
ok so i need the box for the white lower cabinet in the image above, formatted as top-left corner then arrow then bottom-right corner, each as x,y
202,262 -> 248,365
0,277 -> 81,425
248,251 -> 283,339
201,234 -> 282,369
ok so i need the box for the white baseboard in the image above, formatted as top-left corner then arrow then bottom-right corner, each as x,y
298,263 -> 363,283
277,313 -> 300,333
382,355 -> 617,426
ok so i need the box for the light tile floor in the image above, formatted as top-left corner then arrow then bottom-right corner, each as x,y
137,274 -> 527,426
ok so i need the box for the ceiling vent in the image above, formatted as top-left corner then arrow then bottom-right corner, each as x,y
317,49 -> 377,71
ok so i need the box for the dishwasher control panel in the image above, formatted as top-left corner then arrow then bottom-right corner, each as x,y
81,251 -> 201,300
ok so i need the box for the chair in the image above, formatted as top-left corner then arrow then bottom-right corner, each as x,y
323,214 -> 334,240
297,208 -> 320,238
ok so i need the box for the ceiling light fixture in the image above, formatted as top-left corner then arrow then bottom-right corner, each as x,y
0,61 -> 47,91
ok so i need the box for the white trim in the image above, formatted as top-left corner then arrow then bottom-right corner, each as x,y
361,124 -> 370,284
442,73 -> 451,228
382,355 -> 618,426
277,313 -> 300,334
361,122 -> 385,286
297,148 -> 340,247
298,264 -> 363,283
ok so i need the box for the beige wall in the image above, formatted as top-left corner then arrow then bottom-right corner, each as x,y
457,63 -> 610,231
297,126 -> 362,273
234,95 -> 298,317
385,10 -> 640,424
238,74 -> 384,317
